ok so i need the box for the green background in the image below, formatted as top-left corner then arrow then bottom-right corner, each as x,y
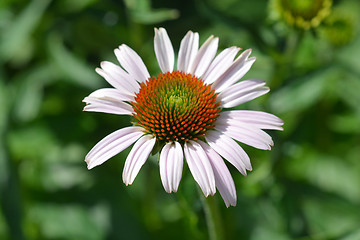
1,0 -> 360,239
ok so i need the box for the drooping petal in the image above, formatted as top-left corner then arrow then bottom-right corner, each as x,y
190,36 -> 219,77
215,122 -> 274,150
122,135 -> 156,185
205,130 -> 251,174
159,142 -> 184,193
83,89 -> 134,115
212,49 -> 256,93
177,31 -> 199,73
154,28 -> 174,73
98,61 -> 140,94
115,44 -> 150,83
184,140 -> 216,197
203,47 -> 240,85
218,110 -> 284,130
218,79 -> 269,108
85,126 -> 144,169
197,141 -> 236,207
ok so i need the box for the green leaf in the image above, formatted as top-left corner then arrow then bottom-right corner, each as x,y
285,147 -> 360,202
303,197 -> 360,239
47,34 -> 101,88
124,0 -> 151,11
329,113 -> 360,133
7,125 -> 60,161
60,0 -> 98,12
206,0 -> 268,22
26,204 -> 109,240
0,0 -> 51,64
340,229 -> 360,240
335,71 -> 360,115
13,64 -> 58,122
269,67 -> 338,114
130,9 -> 180,24
249,200 -> 291,240
124,0 -> 179,24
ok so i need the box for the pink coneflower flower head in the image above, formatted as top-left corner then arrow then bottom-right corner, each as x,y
83,28 -> 283,207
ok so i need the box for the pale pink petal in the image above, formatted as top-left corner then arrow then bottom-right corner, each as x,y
154,28 -> 174,73
203,47 -> 240,85
212,49 -> 256,93
184,140 -> 216,197
122,135 -> 156,185
205,130 -> 251,174
190,36 -> 219,77
115,44 -> 150,83
86,88 -> 133,102
198,141 -> 236,207
177,31 -> 199,73
98,61 -> 140,94
85,126 -> 144,169
218,110 -> 284,130
83,93 -> 134,116
95,68 -> 134,96
218,79 -> 269,108
159,142 -> 184,193
215,122 -> 274,150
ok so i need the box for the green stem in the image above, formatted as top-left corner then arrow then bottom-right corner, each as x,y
201,193 -> 224,240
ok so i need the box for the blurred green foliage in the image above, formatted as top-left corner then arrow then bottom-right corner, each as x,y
1,0 -> 360,239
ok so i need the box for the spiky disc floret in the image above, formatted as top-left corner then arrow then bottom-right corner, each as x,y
132,71 -> 221,144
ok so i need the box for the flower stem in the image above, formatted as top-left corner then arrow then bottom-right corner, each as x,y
201,193 -> 224,240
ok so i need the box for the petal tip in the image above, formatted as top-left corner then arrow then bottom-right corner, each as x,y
95,67 -> 103,74
249,56 -> 256,61
229,202 -> 237,207
85,159 -> 94,170
123,179 -> 132,186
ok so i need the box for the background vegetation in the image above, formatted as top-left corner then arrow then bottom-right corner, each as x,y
1,0 -> 360,239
